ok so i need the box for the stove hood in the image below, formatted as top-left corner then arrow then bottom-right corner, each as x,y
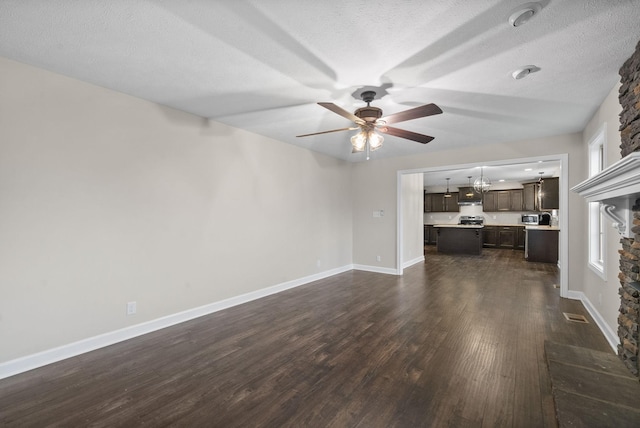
571,152 -> 640,238
457,187 -> 483,205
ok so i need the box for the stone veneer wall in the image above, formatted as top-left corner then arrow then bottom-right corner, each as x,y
618,205 -> 640,376
618,40 -> 640,376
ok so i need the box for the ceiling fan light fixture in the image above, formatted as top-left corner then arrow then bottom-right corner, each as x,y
508,2 -> 542,27
298,90 -> 443,159
350,132 -> 366,152
369,131 -> 384,151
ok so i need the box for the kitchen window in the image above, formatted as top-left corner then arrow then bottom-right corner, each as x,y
587,124 -> 606,279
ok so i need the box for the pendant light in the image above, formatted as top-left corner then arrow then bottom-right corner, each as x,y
466,176 -> 474,197
474,167 -> 491,193
444,178 -> 452,198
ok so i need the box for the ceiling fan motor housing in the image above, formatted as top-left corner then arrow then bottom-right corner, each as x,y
354,106 -> 383,123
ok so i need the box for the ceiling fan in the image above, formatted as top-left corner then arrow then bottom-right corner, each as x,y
297,90 -> 443,159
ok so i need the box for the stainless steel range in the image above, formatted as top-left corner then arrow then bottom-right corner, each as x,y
459,215 -> 484,225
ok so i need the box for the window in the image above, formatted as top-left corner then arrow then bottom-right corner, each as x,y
588,124 -> 606,278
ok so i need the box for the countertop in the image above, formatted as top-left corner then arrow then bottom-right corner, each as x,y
425,223 -> 560,231
432,224 -> 483,229
525,225 -> 560,231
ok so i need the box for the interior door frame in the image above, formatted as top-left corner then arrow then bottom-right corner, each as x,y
396,153 -> 569,298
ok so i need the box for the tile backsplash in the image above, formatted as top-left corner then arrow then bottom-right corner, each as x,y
424,205 -> 558,225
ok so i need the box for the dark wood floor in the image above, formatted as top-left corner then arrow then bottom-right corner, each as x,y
0,247 -> 612,427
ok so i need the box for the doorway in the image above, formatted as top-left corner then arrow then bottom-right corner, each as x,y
396,154 -> 569,297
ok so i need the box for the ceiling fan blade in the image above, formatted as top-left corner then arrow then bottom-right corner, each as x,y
296,126 -> 359,138
318,102 -> 365,125
380,126 -> 435,144
381,103 -> 443,124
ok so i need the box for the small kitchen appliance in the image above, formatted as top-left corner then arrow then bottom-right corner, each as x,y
459,215 -> 484,225
521,214 -> 539,225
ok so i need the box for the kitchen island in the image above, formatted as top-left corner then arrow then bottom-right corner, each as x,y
525,225 -> 560,263
433,224 -> 483,255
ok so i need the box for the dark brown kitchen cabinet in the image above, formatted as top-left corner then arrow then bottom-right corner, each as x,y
424,191 -> 432,212
483,226 -> 498,247
496,190 -> 523,211
516,226 -> 526,250
540,177 -> 559,210
431,193 -> 445,212
498,227 -> 516,248
483,225 -> 525,250
511,190 -> 523,211
526,229 -> 559,263
424,192 -> 459,212
428,226 -> 437,244
423,225 -> 437,245
496,191 -> 510,211
523,182 -> 538,211
436,227 -> 482,255
482,192 -> 496,212
445,192 -> 459,212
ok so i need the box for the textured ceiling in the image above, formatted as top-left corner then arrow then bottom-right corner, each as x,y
1,0 -> 640,161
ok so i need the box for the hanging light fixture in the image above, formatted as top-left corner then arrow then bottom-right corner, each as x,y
444,178 -> 452,198
466,176 -> 474,197
474,167 -> 492,193
350,127 -> 384,160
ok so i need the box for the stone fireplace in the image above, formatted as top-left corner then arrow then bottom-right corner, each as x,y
617,41 -> 640,376
573,39 -> 640,377
618,206 -> 640,376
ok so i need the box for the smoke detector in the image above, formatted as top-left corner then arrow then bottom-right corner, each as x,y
508,2 -> 543,27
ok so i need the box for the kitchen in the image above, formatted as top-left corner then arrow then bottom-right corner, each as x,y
423,160 -> 561,263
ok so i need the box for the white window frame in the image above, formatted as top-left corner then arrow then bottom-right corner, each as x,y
587,124 -> 607,279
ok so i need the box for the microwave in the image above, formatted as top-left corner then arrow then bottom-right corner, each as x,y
521,214 -> 539,225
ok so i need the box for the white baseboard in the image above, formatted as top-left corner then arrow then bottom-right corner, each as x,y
352,264 -> 399,275
566,290 -> 619,353
402,255 -> 425,269
0,264 -> 354,380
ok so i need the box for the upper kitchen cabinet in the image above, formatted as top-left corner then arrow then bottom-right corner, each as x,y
445,192 -> 459,212
540,177 -> 559,210
482,191 -> 496,212
496,189 -> 523,211
424,192 -> 459,212
431,193 -> 445,212
511,189 -> 523,211
424,191 -> 432,212
522,182 -> 538,211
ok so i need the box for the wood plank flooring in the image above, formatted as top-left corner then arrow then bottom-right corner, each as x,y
0,247 -> 613,427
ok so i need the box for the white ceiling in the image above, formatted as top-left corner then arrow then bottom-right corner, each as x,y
1,1 -> 639,162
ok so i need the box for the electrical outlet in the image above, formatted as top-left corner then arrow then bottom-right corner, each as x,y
127,301 -> 137,315
316,259 -> 321,267
376,255 -> 381,262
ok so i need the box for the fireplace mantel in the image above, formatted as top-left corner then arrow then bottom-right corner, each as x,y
572,152 -> 640,238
